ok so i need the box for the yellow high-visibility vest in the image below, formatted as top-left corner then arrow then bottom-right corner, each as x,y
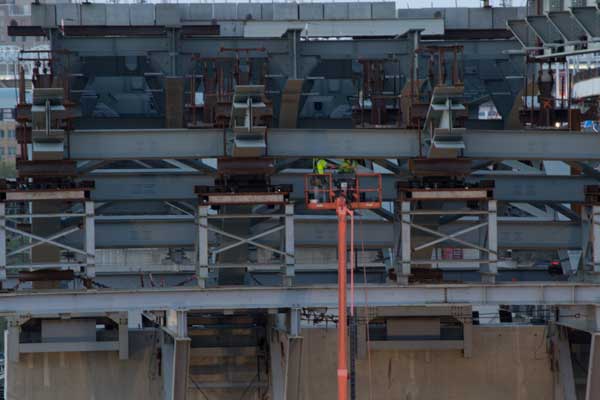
315,159 -> 328,175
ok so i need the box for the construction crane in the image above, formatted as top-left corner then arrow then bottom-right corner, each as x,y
305,171 -> 382,400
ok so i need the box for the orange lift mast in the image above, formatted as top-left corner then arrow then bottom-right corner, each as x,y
305,172 -> 382,400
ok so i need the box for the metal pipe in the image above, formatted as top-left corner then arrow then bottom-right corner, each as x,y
336,197 -> 348,400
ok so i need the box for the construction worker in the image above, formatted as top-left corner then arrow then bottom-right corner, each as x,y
338,159 -> 358,174
333,159 -> 358,203
313,158 -> 329,175
311,158 -> 332,203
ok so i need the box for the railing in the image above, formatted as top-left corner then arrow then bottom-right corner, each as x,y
304,172 -> 382,210
305,173 -> 335,208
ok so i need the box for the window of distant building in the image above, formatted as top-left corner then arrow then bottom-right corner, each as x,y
9,5 -> 29,17
7,147 -> 15,155
2,109 -> 13,120
7,130 -> 15,138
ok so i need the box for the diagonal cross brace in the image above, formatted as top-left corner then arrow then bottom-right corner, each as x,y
8,226 -> 81,257
413,222 -> 489,252
204,224 -> 294,258
2,225 -> 88,257
409,222 -> 497,255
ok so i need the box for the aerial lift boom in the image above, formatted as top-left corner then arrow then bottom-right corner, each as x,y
305,172 -> 382,400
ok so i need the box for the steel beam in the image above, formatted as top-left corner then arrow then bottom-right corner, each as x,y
88,173 -> 596,203
2,283 -> 600,315
62,218 -> 581,250
68,129 -> 225,160
91,174 -> 214,201
67,129 -> 600,161
270,129 -> 421,159
463,131 -> 600,160
488,175 -> 595,203
271,130 -> 600,160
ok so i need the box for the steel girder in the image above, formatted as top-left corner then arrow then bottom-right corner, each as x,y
67,129 -> 600,161
68,129 -> 225,160
61,218 -> 581,250
2,283 -> 600,315
87,172 -> 597,203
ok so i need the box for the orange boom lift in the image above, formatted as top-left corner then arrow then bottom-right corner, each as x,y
305,172 -> 382,400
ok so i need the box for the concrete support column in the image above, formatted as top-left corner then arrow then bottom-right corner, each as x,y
550,324 -> 577,400
594,305 -> 600,333
481,199 -> 498,284
282,203 -> 295,286
286,336 -> 303,400
356,315 -> 368,360
118,314 -> 129,360
6,317 -> 20,362
287,307 -> 301,337
127,309 -> 143,329
463,315 -> 473,359
84,200 -> 95,279
167,309 -> 188,338
397,200 -> 411,285
197,205 -> 209,288
579,305 -> 600,400
586,332 -> 600,400
163,309 -> 190,400
269,325 -> 285,400
268,312 -> 304,400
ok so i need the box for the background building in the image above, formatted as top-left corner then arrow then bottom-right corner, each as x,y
0,88 -> 17,166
